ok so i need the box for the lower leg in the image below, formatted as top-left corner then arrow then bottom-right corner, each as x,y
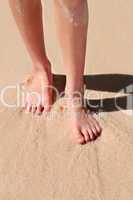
54,0 -> 102,144
9,0 -> 50,71
54,0 -> 88,95
9,0 -> 53,112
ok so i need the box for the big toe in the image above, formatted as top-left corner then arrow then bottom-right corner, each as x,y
43,105 -> 51,113
75,131 -> 85,144
36,105 -> 44,115
25,103 -> 32,113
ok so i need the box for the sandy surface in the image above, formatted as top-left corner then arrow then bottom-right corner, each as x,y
0,0 -> 133,199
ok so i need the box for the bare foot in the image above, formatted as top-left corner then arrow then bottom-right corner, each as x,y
23,63 -> 53,114
65,96 -> 102,144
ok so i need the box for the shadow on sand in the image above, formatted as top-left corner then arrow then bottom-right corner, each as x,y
53,73 -> 133,113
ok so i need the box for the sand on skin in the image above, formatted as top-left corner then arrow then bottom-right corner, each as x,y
0,0 -> 133,199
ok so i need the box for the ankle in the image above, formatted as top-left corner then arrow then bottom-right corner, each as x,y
33,59 -> 51,74
65,79 -> 84,97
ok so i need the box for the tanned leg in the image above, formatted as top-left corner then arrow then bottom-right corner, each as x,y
9,0 -> 53,114
54,0 -> 102,144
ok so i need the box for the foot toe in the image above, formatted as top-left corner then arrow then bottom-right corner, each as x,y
26,104 -> 32,113
88,121 -> 97,135
43,103 -> 51,113
87,117 -> 101,136
36,105 -> 43,115
31,106 -> 37,114
75,131 -> 85,144
87,127 -> 95,141
81,129 -> 90,143
92,118 -> 102,134
77,137 -> 85,144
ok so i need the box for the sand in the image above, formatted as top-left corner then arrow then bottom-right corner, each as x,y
0,0 -> 133,199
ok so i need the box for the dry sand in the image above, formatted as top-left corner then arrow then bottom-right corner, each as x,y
0,0 -> 133,199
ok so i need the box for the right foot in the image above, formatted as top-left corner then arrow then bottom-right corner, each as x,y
23,62 -> 53,114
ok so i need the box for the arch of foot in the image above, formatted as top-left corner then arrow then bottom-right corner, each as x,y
55,0 -> 88,26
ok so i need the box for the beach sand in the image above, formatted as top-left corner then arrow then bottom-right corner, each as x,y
0,0 -> 133,199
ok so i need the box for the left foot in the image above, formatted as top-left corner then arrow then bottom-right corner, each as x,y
69,105 -> 102,144
65,84 -> 102,144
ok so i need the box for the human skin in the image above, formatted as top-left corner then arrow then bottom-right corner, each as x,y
9,0 -> 53,113
9,0 -> 102,144
54,0 -> 88,95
